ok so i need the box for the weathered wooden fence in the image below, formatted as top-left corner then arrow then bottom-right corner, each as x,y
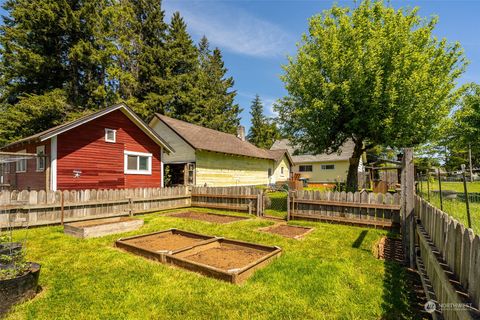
288,190 -> 401,229
416,196 -> 480,319
191,186 -> 264,216
0,187 -> 190,227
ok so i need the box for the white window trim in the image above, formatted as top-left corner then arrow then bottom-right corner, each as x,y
50,136 -> 57,191
36,145 -> 45,172
124,150 -> 152,175
105,128 -> 116,143
321,164 -> 336,170
16,149 -> 27,173
299,165 -> 313,172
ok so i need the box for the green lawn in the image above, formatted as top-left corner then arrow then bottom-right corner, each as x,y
419,180 -> 480,193
5,208 -> 418,319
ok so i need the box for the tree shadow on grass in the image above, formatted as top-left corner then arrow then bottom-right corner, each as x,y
380,230 -> 431,320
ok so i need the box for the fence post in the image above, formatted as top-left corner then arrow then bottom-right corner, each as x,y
437,168 -> 443,211
461,164 -> 472,229
60,191 -> 64,226
426,171 -> 430,201
287,191 -> 291,221
401,148 -> 416,269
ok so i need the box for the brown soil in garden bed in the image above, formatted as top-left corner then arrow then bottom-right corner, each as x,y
261,224 -> 314,239
182,243 -> 267,270
168,211 -> 248,224
123,233 -> 206,252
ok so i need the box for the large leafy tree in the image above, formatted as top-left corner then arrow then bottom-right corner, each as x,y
247,94 -> 279,148
444,83 -> 480,171
275,0 -> 466,191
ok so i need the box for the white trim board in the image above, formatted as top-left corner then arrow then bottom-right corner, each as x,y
50,136 -> 57,191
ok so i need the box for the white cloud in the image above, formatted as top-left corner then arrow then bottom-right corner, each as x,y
163,0 -> 294,58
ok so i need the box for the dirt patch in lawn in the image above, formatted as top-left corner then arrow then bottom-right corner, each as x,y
169,211 -> 248,224
182,243 -> 267,270
260,224 -> 314,239
376,236 -> 404,263
123,232 -> 207,252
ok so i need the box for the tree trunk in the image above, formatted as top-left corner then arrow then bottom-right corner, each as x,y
346,140 -> 364,192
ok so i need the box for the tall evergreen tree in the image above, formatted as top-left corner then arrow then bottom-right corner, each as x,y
0,0 -> 72,104
0,0 -> 242,146
0,0 -> 113,109
192,39 -> 240,134
247,94 -> 279,148
143,12 -> 198,121
130,0 -> 168,117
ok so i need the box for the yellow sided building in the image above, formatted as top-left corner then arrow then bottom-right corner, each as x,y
149,114 -> 293,187
270,139 -> 365,185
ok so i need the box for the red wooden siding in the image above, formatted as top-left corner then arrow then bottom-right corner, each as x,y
2,142 -> 50,190
56,109 -> 162,190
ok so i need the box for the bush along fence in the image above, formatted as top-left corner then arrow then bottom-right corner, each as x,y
0,187 -> 191,228
191,186 -> 264,216
288,190 -> 401,229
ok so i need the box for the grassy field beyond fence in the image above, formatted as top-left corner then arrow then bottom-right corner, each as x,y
418,181 -> 480,234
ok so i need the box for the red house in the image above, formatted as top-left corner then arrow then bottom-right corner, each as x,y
0,103 -> 173,191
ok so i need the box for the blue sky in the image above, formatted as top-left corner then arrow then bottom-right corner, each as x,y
2,1 -> 480,131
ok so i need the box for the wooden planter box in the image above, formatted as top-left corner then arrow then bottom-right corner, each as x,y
116,229 -> 282,284
115,229 -> 217,262
64,217 -> 143,239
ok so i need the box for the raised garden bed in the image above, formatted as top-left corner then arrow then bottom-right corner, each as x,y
64,217 -> 143,239
259,224 -> 314,239
116,229 -> 281,283
0,262 -> 41,316
115,229 -> 217,262
167,211 -> 249,224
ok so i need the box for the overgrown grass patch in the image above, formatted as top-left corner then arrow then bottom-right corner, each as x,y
6,208 -> 417,319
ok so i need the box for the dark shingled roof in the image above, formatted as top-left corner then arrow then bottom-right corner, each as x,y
155,114 -> 292,163
271,139 -> 355,163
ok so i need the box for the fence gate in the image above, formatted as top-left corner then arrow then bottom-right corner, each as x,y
263,190 -> 288,220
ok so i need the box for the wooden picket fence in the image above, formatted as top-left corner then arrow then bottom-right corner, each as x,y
0,187 -> 191,227
289,190 -> 401,229
191,186 -> 264,216
416,196 -> 480,319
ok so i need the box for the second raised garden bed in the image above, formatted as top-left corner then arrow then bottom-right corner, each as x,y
64,217 -> 144,239
115,229 -> 282,283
